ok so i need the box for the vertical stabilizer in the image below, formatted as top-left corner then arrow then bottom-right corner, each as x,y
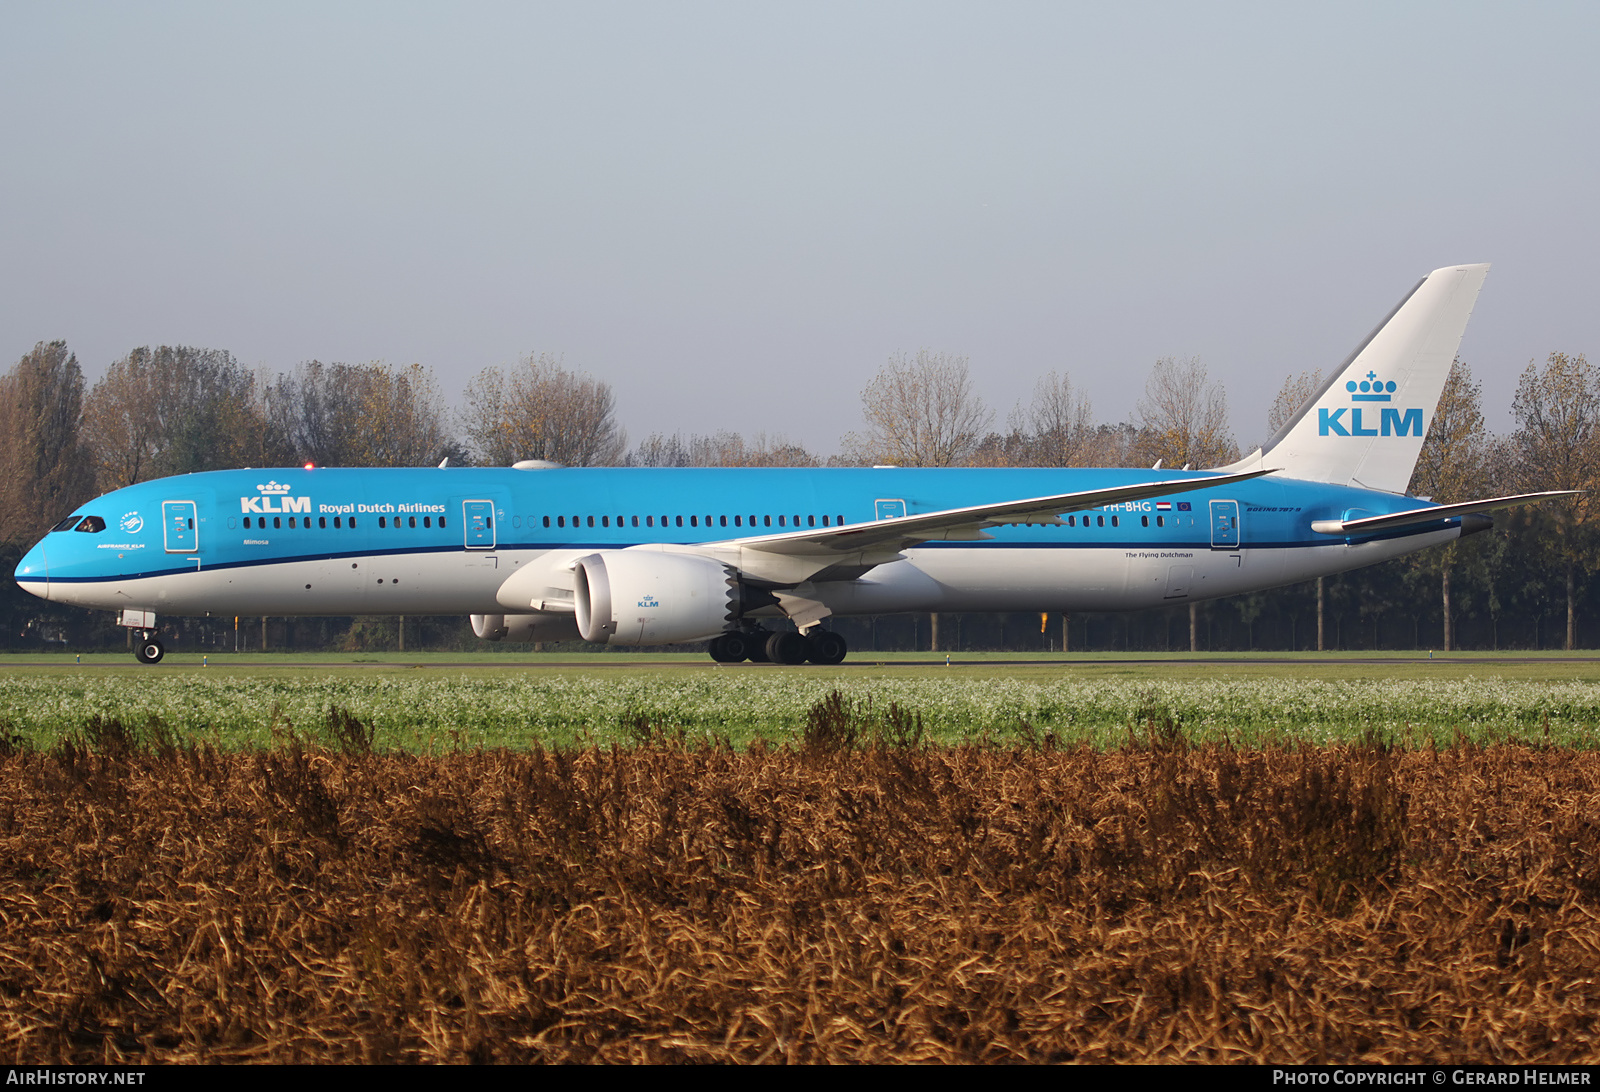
1220,264 -> 1489,493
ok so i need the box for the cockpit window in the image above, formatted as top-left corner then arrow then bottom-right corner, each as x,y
74,516 -> 106,533
51,516 -> 83,532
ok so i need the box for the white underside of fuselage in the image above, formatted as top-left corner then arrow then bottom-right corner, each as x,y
25,527 -> 1459,640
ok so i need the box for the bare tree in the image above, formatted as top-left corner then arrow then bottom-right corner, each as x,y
628,430 -> 818,467
464,354 -> 625,467
269,361 -> 449,467
1407,360 -> 1487,650
844,350 -> 991,467
1265,369 -> 1324,440
967,371 -> 1108,467
1410,360 -> 1485,503
84,346 -> 267,489
1023,371 -> 1098,466
0,342 -> 95,543
1512,351 -> 1600,649
1133,356 -> 1238,469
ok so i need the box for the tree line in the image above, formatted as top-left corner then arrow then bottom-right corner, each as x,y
0,339 -> 1594,652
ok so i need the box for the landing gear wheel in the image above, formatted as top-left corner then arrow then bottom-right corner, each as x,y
806,630 -> 848,665
744,630 -> 772,663
134,636 -> 165,665
708,632 -> 751,663
766,631 -> 810,665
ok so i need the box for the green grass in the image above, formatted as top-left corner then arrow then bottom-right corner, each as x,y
1,649 -> 1599,751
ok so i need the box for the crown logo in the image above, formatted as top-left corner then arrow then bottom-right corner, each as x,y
256,481 -> 292,495
1346,371 -> 1395,402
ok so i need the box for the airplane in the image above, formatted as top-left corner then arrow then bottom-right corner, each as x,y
13,263 -> 1573,665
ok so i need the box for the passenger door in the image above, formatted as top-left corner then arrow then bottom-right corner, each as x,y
162,500 -> 198,553
463,500 -> 497,550
1210,499 -> 1240,549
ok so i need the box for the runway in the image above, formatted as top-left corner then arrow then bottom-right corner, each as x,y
13,654 -> 1600,669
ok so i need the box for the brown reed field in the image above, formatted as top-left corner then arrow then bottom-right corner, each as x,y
3,695 -> 1600,1064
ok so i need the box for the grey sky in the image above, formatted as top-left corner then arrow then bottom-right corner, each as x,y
3,1 -> 1596,456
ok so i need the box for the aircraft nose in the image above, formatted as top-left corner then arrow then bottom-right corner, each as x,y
14,543 -> 48,601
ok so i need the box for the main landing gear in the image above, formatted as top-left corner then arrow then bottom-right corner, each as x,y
708,628 -> 848,666
133,632 -> 165,665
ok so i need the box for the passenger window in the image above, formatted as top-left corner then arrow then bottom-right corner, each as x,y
690,516 -> 698,527
1157,515 -> 1165,527
274,517 -> 282,529
631,516 -> 639,527
409,517 -> 416,528
821,515 -> 829,526
1111,516 -> 1119,527
808,515 -> 815,527
646,516 -> 653,527
764,515 -> 771,527
720,515 -> 727,527
423,517 -> 430,528
602,516 -> 609,527
379,517 -> 386,528
1096,516 -> 1104,527
735,516 -> 742,526
675,516 -> 683,527
439,517 -> 446,528
334,517 -> 342,528
1141,515 -> 1148,527
778,516 -> 785,526
558,516 -> 565,527
586,516 -> 594,527
351,517 -> 358,528
544,516 -> 551,528
319,517 -> 327,529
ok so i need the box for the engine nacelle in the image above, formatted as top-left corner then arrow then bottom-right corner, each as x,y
470,613 -> 582,643
572,551 -> 739,645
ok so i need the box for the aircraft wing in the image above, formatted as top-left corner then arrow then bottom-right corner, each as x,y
1310,491 -> 1580,535
722,468 -> 1276,558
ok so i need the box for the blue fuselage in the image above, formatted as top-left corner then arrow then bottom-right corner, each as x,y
16,465 -> 1460,624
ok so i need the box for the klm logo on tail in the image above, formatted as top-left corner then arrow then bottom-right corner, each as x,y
1317,371 -> 1424,438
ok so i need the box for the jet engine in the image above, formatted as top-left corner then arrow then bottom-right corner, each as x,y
572,550 -> 741,645
470,613 -> 582,643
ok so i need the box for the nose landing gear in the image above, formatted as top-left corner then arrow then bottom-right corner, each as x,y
118,611 -> 164,665
133,633 -> 165,665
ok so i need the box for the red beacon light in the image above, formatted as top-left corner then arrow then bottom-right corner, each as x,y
304,462 -> 315,470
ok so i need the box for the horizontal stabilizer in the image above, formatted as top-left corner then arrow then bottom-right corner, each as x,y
1310,491 -> 1579,535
